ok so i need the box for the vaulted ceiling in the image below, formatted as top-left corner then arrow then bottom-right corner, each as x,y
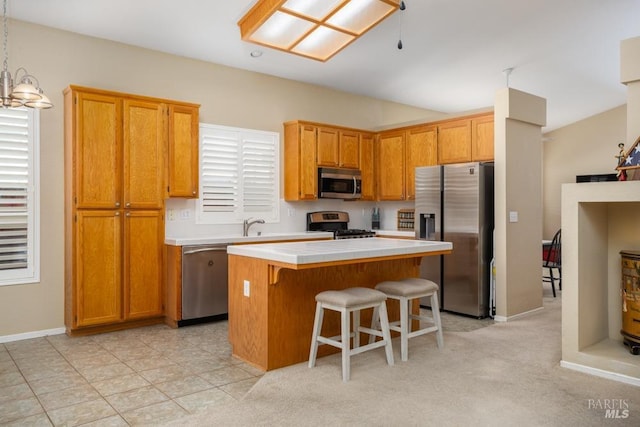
10,0 -> 640,130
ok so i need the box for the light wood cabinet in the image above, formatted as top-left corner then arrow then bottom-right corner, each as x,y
405,125 -> 437,200
360,132 -> 375,200
74,210 -> 122,327
284,122 -> 318,201
377,130 -> 405,200
438,119 -> 472,164
472,114 -> 494,161
64,85 -> 195,336
167,104 -> 199,198
339,130 -> 360,168
284,121 -> 369,201
316,127 -> 360,169
316,127 -> 339,167
124,210 -> 164,320
73,210 -> 163,327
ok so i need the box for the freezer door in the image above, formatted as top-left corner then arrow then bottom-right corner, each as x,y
442,163 -> 488,317
415,166 -> 442,306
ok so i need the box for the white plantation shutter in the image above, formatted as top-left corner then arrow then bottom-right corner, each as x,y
0,108 -> 39,285
197,124 -> 279,224
200,128 -> 239,213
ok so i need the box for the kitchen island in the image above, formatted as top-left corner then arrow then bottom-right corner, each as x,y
227,238 -> 452,371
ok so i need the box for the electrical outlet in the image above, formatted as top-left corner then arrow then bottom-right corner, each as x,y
180,209 -> 191,220
243,280 -> 250,297
288,208 -> 296,217
167,209 -> 175,221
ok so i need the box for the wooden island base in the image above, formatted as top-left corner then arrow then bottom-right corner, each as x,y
228,254 -> 432,371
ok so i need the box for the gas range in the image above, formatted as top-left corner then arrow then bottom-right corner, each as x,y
306,211 -> 376,239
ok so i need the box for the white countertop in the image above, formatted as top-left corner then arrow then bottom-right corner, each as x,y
227,237 -> 452,265
165,231 -> 333,246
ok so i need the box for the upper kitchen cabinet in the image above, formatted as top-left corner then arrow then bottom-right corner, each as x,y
124,99 -> 165,209
284,121 -> 318,201
167,104 -> 200,198
438,119 -> 472,164
68,89 -> 164,210
70,90 -> 122,209
359,132 -> 375,200
405,125 -> 437,200
316,127 -> 360,169
377,130 -> 406,200
284,120 -> 370,201
338,130 -> 360,169
316,126 -> 339,167
471,113 -> 494,162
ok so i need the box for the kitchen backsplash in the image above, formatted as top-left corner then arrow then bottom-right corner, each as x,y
164,198 -> 413,238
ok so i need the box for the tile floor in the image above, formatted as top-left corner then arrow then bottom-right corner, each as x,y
0,320 -> 263,426
0,308 -> 497,426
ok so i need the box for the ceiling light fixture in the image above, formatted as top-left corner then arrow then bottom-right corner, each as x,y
238,0 -> 400,62
0,0 -> 51,109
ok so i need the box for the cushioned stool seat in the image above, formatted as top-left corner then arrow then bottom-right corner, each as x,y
371,278 -> 443,361
308,287 -> 394,382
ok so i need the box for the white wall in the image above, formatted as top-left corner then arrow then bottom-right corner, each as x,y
542,106 -> 626,238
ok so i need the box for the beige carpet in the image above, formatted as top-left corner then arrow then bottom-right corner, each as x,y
167,295 -> 640,426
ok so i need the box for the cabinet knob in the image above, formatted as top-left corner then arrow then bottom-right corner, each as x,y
125,212 -> 131,217
125,202 -> 131,207
192,190 -> 196,195
115,212 -> 120,216
115,202 -> 120,207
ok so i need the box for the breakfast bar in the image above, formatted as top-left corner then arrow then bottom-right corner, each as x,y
227,238 -> 452,371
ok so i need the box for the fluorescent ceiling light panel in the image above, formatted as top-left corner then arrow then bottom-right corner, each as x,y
238,0 -> 399,62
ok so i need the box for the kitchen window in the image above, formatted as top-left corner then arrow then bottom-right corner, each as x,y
0,108 -> 40,286
197,123 -> 280,224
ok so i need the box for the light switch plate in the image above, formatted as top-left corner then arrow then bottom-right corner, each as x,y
509,211 -> 518,223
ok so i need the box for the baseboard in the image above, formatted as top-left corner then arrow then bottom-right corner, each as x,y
0,327 -> 66,344
560,360 -> 640,387
493,306 -> 544,322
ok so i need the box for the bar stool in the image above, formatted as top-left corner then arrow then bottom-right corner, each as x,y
371,278 -> 443,361
308,287 -> 394,382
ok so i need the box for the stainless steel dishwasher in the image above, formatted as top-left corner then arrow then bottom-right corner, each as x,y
181,244 -> 228,324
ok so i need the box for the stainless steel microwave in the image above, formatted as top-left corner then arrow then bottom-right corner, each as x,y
318,167 -> 362,199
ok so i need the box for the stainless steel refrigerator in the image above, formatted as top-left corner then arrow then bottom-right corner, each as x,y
415,162 -> 494,318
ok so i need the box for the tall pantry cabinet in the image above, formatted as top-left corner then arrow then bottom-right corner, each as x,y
64,85 -> 198,335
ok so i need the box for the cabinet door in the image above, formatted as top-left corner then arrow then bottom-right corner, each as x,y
360,133 -> 375,200
438,119 -> 472,164
377,131 -> 405,200
74,92 -> 122,209
316,127 -> 339,167
299,125 -> 318,200
167,104 -> 199,198
75,211 -> 122,327
123,210 -> 164,320
406,126 -> 437,200
472,115 -> 494,161
123,100 -> 164,209
339,131 -> 360,169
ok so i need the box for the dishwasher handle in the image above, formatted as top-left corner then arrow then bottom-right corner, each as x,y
183,247 -> 228,255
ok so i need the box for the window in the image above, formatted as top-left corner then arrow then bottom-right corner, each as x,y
0,108 -> 39,286
197,123 -> 279,224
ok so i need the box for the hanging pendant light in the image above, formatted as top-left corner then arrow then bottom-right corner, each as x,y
0,0 -> 51,109
397,1 -> 406,50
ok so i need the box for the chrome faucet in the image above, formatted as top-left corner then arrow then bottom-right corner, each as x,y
243,218 -> 265,236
